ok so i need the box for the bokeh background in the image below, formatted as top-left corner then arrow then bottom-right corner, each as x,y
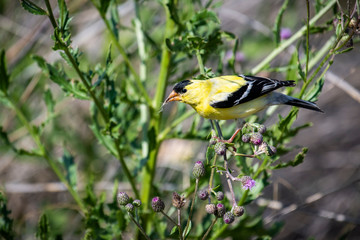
1,0 -> 360,239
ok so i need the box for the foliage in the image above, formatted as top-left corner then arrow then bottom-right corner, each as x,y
0,0 -> 359,239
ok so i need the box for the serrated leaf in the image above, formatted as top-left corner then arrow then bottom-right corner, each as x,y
272,0 -> 289,46
183,220 -> 192,238
272,148 -> 308,169
36,214 -> 50,240
100,0 -> 111,16
0,192 -> 14,239
0,50 -> 9,93
170,226 -> 179,236
20,0 -> 48,16
59,150 -> 77,190
304,77 -> 325,102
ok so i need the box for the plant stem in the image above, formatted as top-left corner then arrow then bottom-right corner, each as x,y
196,49 -> 205,75
129,213 -> 151,240
250,0 -> 336,74
157,111 -> 196,141
161,210 -> 183,238
202,218 -> 218,240
183,178 -> 199,239
305,0 -> 310,80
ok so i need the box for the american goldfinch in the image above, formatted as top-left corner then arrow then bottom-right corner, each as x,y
164,75 -> 323,120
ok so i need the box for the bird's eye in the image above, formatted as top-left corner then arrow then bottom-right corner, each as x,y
181,88 -> 187,94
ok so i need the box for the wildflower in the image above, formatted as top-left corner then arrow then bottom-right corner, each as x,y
280,28 -> 292,40
151,197 -> 165,212
205,203 -> 216,214
133,199 -> 142,207
214,142 -> 226,155
193,161 -> 206,178
215,203 -> 226,218
241,176 -> 256,190
241,134 -> 250,143
250,133 -> 263,145
233,206 -> 245,217
117,192 -> 130,206
223,212 -> 235,224
198,190 -> 209,200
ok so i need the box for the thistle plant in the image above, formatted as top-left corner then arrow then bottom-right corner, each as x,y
0,0 -> 359,239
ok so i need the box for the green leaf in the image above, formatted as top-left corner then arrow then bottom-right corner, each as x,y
183,220 -> 192,238
272,0 -> 289,46
0,50 -> 9,93
206,146 -> 215,164
20,0 -> 48,15
43,89 -> 55,114
0,192 -> 14,239
304,77 -> 325,102
59,150 -> 77,190
36,214 -> 50,240
100,0 -> 111,17
272,148 -> 308,169
169,226 -> 179,237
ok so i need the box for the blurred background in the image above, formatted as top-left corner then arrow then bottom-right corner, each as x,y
1,0 -> 360,239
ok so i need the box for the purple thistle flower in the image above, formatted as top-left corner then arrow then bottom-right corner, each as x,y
241,176 -> 256,190
280,28 -> 292,40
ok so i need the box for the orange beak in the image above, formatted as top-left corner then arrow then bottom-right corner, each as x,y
165,90 -> 181,103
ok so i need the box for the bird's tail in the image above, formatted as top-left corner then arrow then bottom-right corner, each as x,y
270,92 -> 324,113
284,96 -> 323,112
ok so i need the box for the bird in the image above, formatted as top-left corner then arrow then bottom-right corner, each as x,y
164,75 -> 323,120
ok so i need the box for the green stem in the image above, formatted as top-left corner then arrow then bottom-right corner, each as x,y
305,0 -> 310,80
90,0 -> 152,106
250,0 -> 336,74
157,111 -> 196,141
196,49 -> 205,75
202,218 -> 218,240
183,178 -> 199,239
129,213 -> 151,240
7,96 -> 86,213
44,0 -> 57,27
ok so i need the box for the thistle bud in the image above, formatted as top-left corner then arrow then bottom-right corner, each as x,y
151,197 -> 165,212
214,142 -> 226,155
205,203 -> 216,214
241,134 -> 250,143
250,133 -> 263,145
172,192 -> 186,209
133,199 -> 142,207
215,203 -> 226,218
198,190 -> 209,200
258,125 -> 266,134
233,206 -> 245,217
216,191 -> 224,201
209,137 -> 217,145
223,212 -> 235,224
268,145 -> 277,156
117,192 -> 130,206
192,161 -> 205,178
125,203 -> 134,213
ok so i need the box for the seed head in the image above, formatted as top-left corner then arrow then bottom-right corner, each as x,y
172,192 -> 186,209
125,203 -> 134,213
241,134 -> 250,143
117,192 -> 130,206
192,161 -> 206,178
133,199 -> 142,207
250,133 -> 263,145
223,212 -> 235,224
205,203 -> 216,214
215,203 -> 226,218
198,190 -> 209,200
214,142 -> 226,155
151,196 -> 165,212
216,191 -> 224,201
233,206 -> 245,217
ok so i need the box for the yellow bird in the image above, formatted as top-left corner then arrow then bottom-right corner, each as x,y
164,75 -> 323,120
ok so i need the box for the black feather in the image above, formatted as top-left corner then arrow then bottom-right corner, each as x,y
173,80 -> 192,94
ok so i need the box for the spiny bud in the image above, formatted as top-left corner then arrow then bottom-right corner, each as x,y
215,203 -> 226,218
223,212 -> 235,224
268,145 -> 277,156
125,203 -> 134,213
198,190 -> 209,200
216,191 -> 224,201
258,125 -> 266,134
133,199 -> 142,207
209,137 -> 217,145
258,141 -> 269,153
205,203 -> 216,214
117,192 -> 130,206
250,133 -> 263,145
192,161 -> 205,178
151,197 -> 165,212
172,192 -> 186,209
233,206 -> 245,217
242,134 -> 250,143
214,142 -> 226,155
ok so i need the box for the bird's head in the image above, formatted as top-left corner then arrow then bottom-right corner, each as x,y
164,80 -> 196,105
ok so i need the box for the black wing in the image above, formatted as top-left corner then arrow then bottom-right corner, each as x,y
210,75 -> 296,108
